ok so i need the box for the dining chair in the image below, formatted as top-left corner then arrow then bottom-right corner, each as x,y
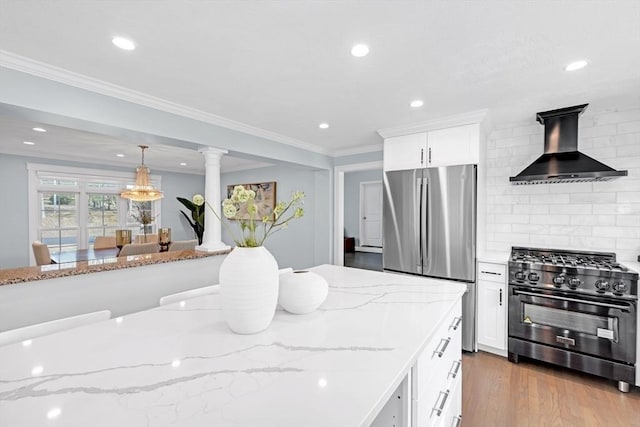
135,234 -> 159,244
168,239 -> 198,252
159,284 -> 220,306
0,310 -> 112,347
94,236 -> 117,249
118,242 -> 160,256
32,241 -> 54,266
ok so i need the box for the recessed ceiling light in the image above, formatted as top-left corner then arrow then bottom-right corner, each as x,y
32,127 -> 47,132
180,162 -> 187,166
116,153 -> 125,158
350,44 -> 369,57
318,123 -> 330,129
112,36 -> 136,51
23,141 -> 35,145
410,100 -> 424,108
565,60 -> 588,71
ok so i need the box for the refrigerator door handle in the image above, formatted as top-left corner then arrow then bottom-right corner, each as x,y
421,177 -> 428,272
416,176 -> 422,274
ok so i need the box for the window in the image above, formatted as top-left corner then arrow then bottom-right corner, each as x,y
28,164 -> 162,256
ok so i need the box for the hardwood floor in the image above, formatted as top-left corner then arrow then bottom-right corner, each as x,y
462,351 -> 640,427
343,251 -> 383,271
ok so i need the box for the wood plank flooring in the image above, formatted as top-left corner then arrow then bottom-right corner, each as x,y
462,351 -> 640,427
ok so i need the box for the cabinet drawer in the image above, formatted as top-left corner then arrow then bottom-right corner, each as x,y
412,303 -> 462,400
478,262 -> 506,283
437,376 -> 462,427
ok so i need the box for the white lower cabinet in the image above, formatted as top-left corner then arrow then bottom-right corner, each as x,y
477,262 -> 507,354
371,299 -> 463,427
412,299 -> 463,427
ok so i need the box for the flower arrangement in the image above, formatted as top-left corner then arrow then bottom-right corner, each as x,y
130,204 -> 157,239
176,196 -> 205,245
192,186 -> 304,247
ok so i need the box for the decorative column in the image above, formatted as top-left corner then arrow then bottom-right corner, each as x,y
196,147 -> 231,252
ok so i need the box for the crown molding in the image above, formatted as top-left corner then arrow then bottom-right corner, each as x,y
377,109 -> 489,139
331,143 -> 383,157
0,50 -> 331,156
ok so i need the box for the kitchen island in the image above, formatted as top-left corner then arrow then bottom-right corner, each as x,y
0,265 -> 466,427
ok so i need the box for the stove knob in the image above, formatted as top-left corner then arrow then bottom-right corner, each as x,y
553,276 -> 565,287
612,282 -> 627,293
595,280 -> 609,292
515,271 -> 526,281
568,278 -> 581,289
528,272 -> 540,282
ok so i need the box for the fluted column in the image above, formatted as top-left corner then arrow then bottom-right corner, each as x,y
196,147 -> 230,252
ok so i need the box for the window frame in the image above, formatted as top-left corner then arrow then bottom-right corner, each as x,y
27,163 -> 162,264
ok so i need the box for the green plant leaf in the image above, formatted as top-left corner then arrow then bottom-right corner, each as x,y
176,197 -> 197,211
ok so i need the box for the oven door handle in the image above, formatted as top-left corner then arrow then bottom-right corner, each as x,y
513,290 -> 632,311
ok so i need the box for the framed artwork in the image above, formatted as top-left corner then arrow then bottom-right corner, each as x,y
226,182 -> 277,220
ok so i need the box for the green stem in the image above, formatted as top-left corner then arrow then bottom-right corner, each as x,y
205,201 -> 242,245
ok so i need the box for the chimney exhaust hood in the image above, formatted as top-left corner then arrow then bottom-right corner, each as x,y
509,104 -> 628,184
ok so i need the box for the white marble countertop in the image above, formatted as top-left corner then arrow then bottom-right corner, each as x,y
0,265 -> 466,427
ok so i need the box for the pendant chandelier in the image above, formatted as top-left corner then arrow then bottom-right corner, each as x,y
120,145 -> 164,202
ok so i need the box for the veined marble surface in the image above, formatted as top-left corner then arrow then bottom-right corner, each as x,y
0,265 -> 466,427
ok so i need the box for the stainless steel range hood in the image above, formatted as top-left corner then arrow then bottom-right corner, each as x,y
509,104 -> 628,184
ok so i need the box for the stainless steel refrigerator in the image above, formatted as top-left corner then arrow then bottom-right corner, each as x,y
383,164 -> 477,351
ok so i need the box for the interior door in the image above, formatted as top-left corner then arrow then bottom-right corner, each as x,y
383,169 -> 423,274
360,181 -> 383,247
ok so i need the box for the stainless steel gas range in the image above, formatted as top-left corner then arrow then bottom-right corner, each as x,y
507,246 -> 639,392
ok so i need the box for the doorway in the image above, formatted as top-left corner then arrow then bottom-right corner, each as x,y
359,181 -> 383,249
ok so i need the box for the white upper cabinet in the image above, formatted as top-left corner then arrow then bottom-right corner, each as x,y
383,123 -> 480,172
426,123 -> 480,167
383,132 -> 427,171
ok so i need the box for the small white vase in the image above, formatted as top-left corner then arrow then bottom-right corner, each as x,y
278,270 -> 328,314
219,246 -> 279,334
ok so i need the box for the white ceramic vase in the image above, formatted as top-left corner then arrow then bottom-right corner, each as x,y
278,270 -> 329,314
219,246 -> 279,334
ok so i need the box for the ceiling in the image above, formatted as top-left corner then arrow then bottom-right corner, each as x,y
0,1 -> 639,154
0,115 -> 272,174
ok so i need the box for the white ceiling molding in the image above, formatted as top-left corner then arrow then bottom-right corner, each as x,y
377,109 -> 489,139
0,49 -> 331,156
332,143 -> 383,158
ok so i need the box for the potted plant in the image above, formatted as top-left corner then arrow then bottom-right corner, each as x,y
130,204 -> 157,243
177,197 -> 205,245
192,186 -> 304,334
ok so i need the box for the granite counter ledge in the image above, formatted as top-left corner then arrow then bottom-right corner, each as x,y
0,249 -> 230,286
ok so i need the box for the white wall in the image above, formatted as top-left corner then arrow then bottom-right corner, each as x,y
0,153 -> 204,269
220,166 -> 331,269
343,169 -> 383,245
483,106 -> 640,262
0,255 -> 225,332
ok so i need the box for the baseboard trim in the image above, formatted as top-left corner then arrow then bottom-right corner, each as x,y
478,343 -> 508,358
355,246 -> 383,254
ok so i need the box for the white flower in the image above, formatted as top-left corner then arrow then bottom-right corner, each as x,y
192,194 -> 205,206
247,189 -> 256,200
237,190 -> 250,203
292,191 -> 305,202
222,198 -> 233,206
223,204 -> 237,219
233,185 -> 245,195
294,207 -> 304,218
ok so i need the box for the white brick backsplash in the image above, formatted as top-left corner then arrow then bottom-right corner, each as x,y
617,192 -> 640,203
530,214 -> 570,225
483,106 -> 640,257
495,214 -> 529,224
530,194 -> 570,204
513,204 -> 549,215
549,204 -> 592,215
616,215 -> 640,227
618,120 -> 640,134
592,227 -> 640,239
571,236 -> 617,249
616,238 -> 640,250
569,193 -> 616,204
529,234 -> 570,247
511,224 -> 549,234
579,124 -> 617,138
570,215 -> 616,226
